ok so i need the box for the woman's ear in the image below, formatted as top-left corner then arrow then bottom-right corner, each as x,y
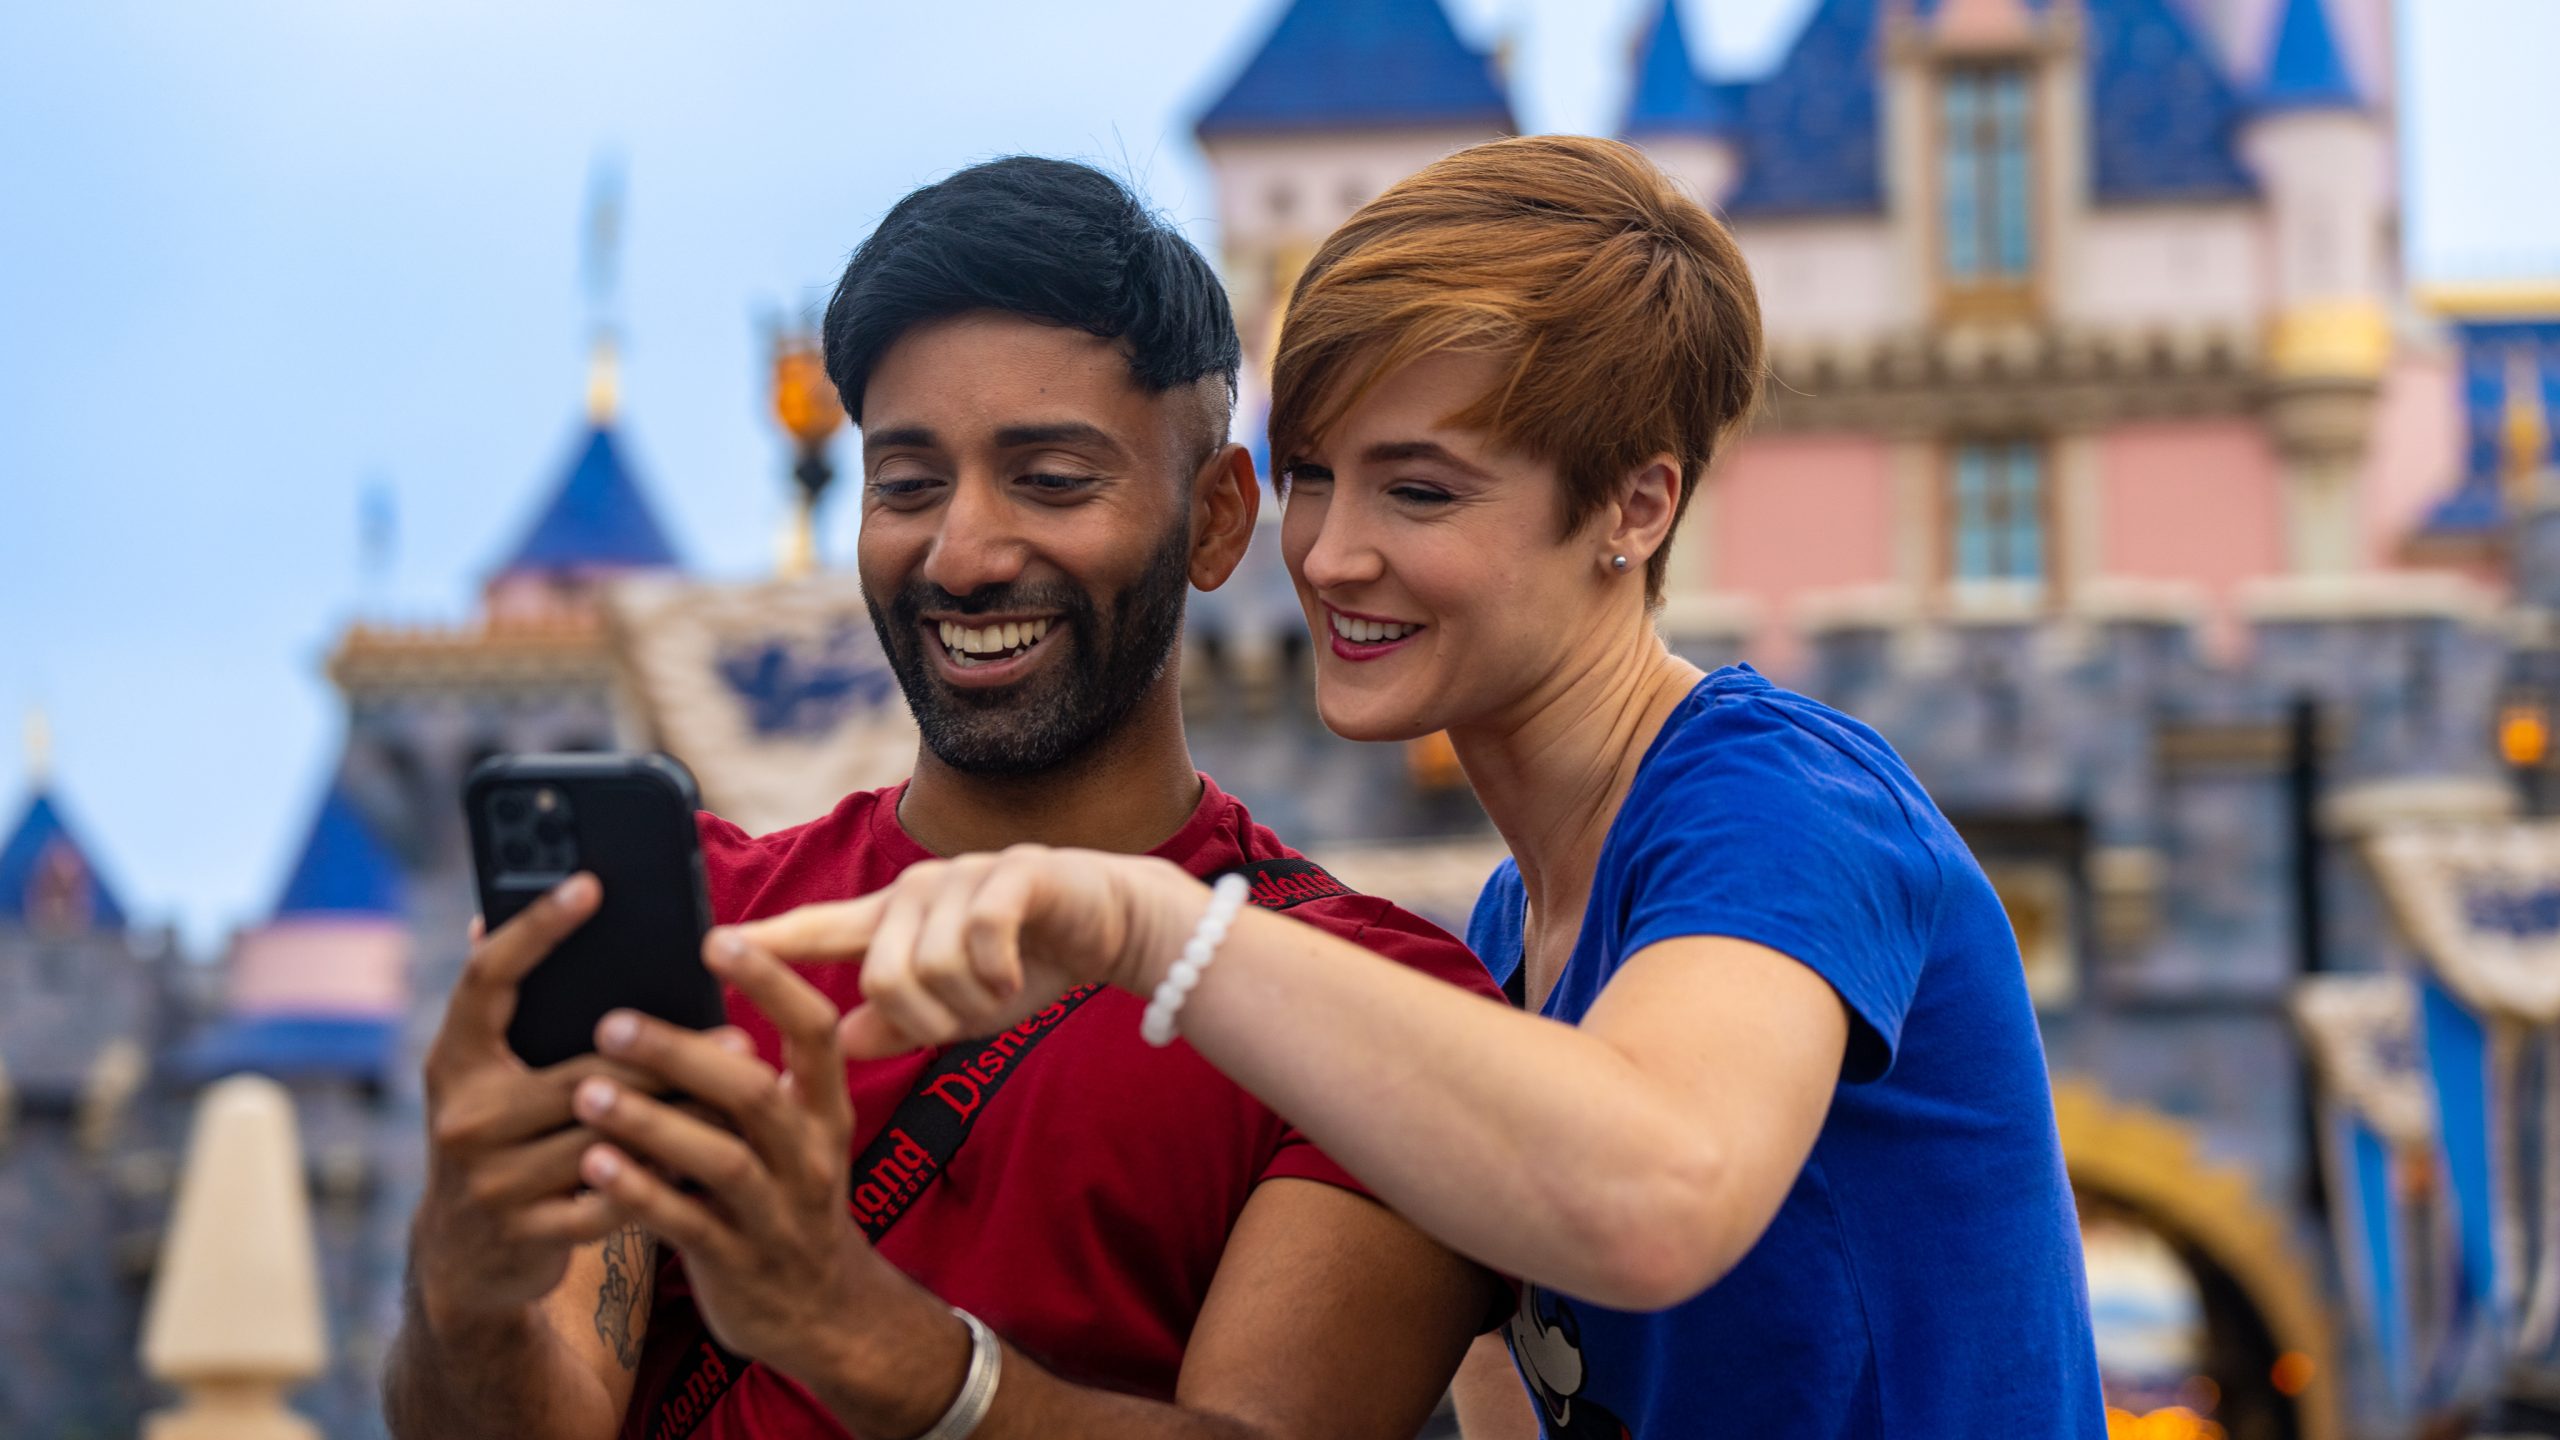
1606,454 -> 1683,575
1189,442 -> 1261,592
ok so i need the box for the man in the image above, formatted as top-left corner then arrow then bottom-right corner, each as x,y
384,156 -> 1504,1440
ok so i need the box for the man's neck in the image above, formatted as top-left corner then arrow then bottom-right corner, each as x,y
894,681 -> 1204,858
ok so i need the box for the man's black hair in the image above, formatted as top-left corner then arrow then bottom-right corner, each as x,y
822,156 -> 1242,428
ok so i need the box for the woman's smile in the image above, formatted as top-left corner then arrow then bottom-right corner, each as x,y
1324,606 -> 1426,661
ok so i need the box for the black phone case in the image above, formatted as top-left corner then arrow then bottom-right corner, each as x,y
463,752 -> 724,1068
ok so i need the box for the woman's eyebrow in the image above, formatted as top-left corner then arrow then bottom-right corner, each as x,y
1361,439 -> 1491,477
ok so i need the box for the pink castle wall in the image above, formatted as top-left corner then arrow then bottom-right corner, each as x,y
1707,434 -> 1899,667
1702,397 -> 2462,666
2098,419 -> 2285,649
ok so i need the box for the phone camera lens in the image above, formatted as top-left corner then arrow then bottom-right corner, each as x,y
500,839 -> 534,868
493,794 -> 528,824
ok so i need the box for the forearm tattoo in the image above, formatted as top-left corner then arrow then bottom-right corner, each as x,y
595,1225 -> 654,1369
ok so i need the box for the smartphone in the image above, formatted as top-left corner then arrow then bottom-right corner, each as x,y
464,752 -> 725,1068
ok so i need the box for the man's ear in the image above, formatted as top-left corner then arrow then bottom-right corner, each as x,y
1188,443 -> 1260,592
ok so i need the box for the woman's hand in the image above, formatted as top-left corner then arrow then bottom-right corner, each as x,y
729,844 -> 1205,1058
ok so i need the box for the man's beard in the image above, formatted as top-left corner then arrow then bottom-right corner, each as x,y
867,520 -> 1191,778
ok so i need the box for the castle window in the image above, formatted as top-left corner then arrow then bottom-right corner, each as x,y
1940,67 -> 2034,284
1951,441 -> 2045,582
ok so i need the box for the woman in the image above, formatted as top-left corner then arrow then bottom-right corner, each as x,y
736,135 -> 2106,1436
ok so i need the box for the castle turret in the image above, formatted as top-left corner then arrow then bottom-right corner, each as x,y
1193,0 -> 1514,403
186,781 -> 408,1092
0,779 -> 127,940
0,716 -> 174,1108
1620,0 -> 1737,211
481,339 -> 683,623
326,339 -> 679,941
2241,0 -> 2391,574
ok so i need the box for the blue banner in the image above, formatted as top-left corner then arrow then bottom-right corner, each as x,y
2338,1111 -> 2413,1412
2420,974 -> 2502,1401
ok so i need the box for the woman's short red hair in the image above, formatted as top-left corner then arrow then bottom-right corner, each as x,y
1269,134 -> 1763,605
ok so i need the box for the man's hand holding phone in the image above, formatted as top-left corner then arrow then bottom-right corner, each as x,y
564,931 -> 978,1438
410,874 -> 733,1337
391,754 -> 752,1439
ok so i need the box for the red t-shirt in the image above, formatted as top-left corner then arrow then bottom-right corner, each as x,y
620,775 -> 1499,1439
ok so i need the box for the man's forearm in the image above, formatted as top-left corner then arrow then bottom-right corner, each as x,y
976,1355 -> 1279,1440
813,1322 -> 1276,1440
383,1271 -> 617,1440
801,1273 -> 1387,1440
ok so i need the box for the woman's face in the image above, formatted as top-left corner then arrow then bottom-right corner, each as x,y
1278,349 -> 1619,743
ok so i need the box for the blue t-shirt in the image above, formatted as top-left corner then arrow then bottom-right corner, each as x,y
1468,667 -> 2105,1438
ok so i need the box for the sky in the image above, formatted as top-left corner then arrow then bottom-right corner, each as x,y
2,0 -> 2556,951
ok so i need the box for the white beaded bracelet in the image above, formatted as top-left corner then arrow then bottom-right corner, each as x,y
1141,873 -> 1251,1047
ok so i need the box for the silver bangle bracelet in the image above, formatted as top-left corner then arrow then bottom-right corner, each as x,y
913,1306 -> 1002,1440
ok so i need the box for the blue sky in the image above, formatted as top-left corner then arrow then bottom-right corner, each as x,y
3,0 -> 2556,950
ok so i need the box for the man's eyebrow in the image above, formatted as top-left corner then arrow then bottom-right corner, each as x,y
1362,439 -> 1492,477
864,425 -> 938,450
993,421 -> 1128,457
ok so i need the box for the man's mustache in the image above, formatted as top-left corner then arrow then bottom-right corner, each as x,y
887,581 -> 1089,622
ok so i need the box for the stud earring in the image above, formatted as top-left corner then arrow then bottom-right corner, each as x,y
1610,554 -> 1630,572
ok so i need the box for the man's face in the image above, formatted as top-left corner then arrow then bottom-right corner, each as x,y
856,311 -> 1214,776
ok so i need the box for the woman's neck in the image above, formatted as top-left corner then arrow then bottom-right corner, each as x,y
1452,618 -> 1702,932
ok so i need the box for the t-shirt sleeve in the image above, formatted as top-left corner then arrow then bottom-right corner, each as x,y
694,809 -> 767,926
1614,698 -> 1941,1084
1465,859 -> 1527,997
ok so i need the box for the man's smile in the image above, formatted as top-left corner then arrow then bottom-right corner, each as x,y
923,614 -> 1062,686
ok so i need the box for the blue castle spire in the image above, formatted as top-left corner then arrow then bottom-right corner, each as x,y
2087,0 -> 2255,199
2258,0 -> 2361,112
0,788 -> 128,932
494,423 -> 681,578
1196,0 -> 1514,139
1622,0 -> 1729,140
181,781 -> 407,1085
1720,0 -> 1884,215
272,783 -> 403,919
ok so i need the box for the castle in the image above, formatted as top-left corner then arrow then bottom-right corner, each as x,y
4,1 -> 2555,1435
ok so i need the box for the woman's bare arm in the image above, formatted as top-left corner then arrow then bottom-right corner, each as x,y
1169,911 -> 1847,1308
737,852 -> 1848,1310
